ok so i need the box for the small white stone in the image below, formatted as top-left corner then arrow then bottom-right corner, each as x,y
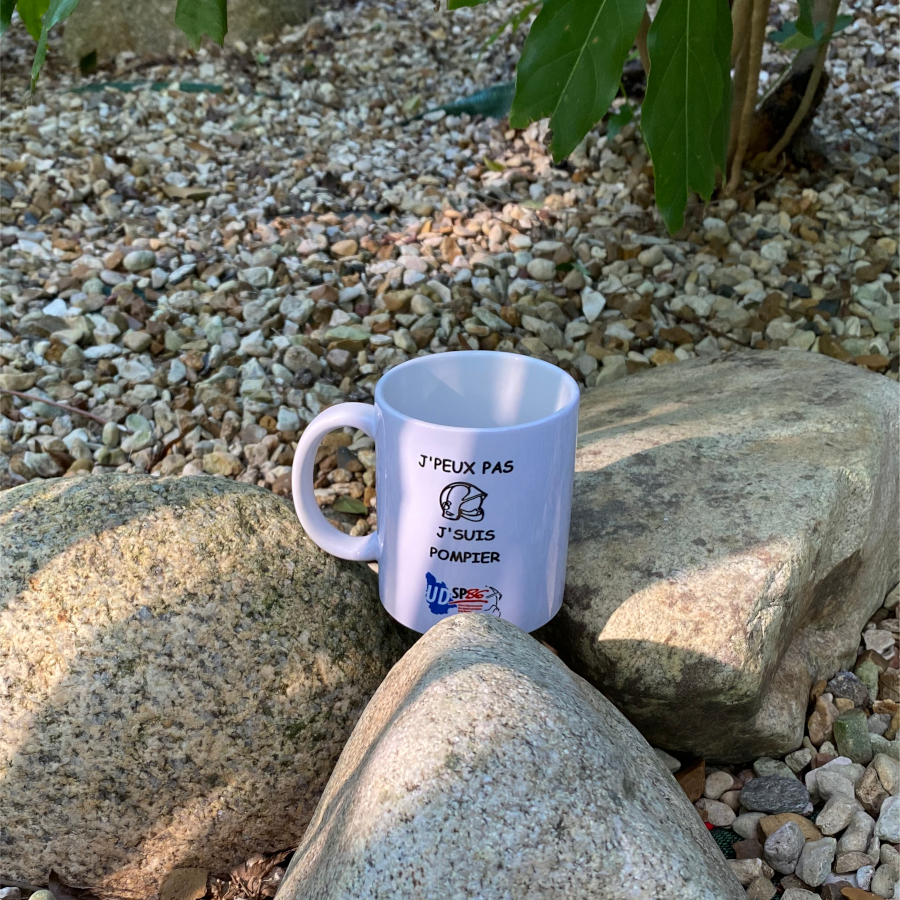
864,628 -> 895,656
703,217 -> 730,242
760,240 -> 788,265
42,298 -> 69,316
167,359 -> 187,385
685,294 -> 714,318
695,798 -> 735,827
704,771 -> 735,800
276,407 -> 301,432
605,321 -> 635,341
637,245 -> 664,268
766,319 -> 797,341
526,258 -> 557,281
581,288 -> 606,324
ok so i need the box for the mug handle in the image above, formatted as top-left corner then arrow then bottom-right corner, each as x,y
291,402 -> 380,562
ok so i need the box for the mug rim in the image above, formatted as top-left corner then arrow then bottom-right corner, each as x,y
373,350 -> 580,433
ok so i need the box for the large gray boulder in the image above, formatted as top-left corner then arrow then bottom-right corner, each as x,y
63,0 -> 312,63
539,351 -> 899,761
0,475 -> 411,899
277,614 -> 745,900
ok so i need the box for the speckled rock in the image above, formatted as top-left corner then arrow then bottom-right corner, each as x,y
764,821 -> 805,874
63,0 -> 312,62
277,614 -> 746,900
0,475 -> 412,899
540,352 -> 900,761
740,775 -> 811,814
795,837 -> 837,887
827,671 -> 871,708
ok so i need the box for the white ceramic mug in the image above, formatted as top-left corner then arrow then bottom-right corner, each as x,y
292,351 -> 580,633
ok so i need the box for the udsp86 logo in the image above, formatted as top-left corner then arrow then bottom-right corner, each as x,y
425,572 -> 501,617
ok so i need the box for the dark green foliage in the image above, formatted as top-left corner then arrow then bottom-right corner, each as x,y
509,0 -> 646,160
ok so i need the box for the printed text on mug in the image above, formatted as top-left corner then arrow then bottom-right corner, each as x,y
417,455 -> 515,475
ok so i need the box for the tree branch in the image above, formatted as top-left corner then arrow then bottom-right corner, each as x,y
730,0 -> 752,65
636,9 -> 651,76
760,0 -> 840,168
726,0 -> 768,194
0,389 -> 133,432
726,0 -> 754,165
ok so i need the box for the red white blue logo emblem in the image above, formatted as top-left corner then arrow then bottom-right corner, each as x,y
425,572 -> 501,617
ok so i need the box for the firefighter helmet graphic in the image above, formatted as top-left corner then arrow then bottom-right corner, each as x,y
439,482 -> 487,521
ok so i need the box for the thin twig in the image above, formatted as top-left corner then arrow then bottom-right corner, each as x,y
726,0 -> 768,194
761,0 -> 841,168
757,56 -> 795,110
636,10 -> 651,77
752,157 -> 789,194
0,389 -> 134,432
843,126 -> 896,155
150,426 -> 191,468
705,324 -> 752,348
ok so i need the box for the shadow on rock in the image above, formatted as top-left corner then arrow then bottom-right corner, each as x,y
538,352 -> 899,761
0,475 -> 414,898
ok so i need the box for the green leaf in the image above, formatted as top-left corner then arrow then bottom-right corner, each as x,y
770,22 -> 816,50
1,0 -> 16,36
573,259 -> 591,280
332,497 -> 368,515
606,103 -> 633,140
448,0 -> 492,6
509,0 -> 646,160
17,0 -> 50,40
771,13 -> 852,48
642,0 -> 730,233
30,0 -> 81,89
796,0 -> 814,37
483,156 -> 505,171
832,15 -> 853,33
175,0 -> 226,48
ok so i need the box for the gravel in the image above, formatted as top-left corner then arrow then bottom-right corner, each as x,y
0,0 -> 897,539
676,592 -> 899,898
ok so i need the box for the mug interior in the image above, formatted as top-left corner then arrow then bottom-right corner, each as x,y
376,351 -> 578,428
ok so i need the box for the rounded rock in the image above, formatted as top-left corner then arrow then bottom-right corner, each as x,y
739,776 -> 811,814
704,770 -> 736,800
101,421 -> 121,448
278,615 -> 747,900
526,257 -> 557,281
410,294 -> 435,316
637,245 -> 664,268
763,821 -> 805,874
794,837 -> 837,887
123,249 -> 156,272
826,671 -> 870,708
696,798 -> 736,827
0,476 -> 412,898
733,812 -> 766,840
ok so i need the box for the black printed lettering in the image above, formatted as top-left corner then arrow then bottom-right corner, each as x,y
428,548 -> 500,564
